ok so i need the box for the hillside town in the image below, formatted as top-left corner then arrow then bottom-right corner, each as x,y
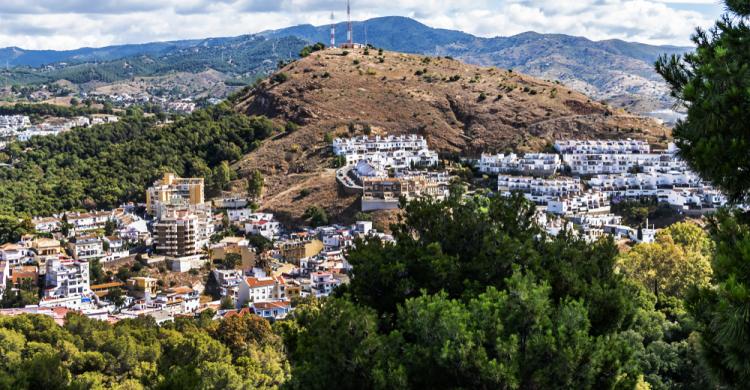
0,171 -> 392,324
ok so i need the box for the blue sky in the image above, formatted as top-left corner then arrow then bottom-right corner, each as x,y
0,1 -> 727,50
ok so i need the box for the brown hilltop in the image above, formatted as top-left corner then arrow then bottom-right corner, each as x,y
231,48 -> 668,225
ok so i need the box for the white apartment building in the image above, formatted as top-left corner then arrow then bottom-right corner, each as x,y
562,153 -> 686,175
497,175 -> 581,204
44,258 -> 91,299
554,139 -> 651,155
547,192 -> 611,215
310,272 -> 341,297
0,115 -> 30,134
227,208 -> 256,222
146,173 -> 205,216
333,134 -> 430,155
333,135 -> 439,172
32,217 -> 61,233
237,276 -> 286,307
212,269 -> 245,299
65,211 -> 113,234
68,235 -> 105,261
479,153 -> 561,176
589,172 -> 703,192
568,213 -> 623,228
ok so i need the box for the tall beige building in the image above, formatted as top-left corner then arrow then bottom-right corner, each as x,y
146,173 -> 205,215
153,208 -> 213,259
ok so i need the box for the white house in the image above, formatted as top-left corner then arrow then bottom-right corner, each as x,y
44,258 -> 91,300
0,243 -> 31,266
237,276 -> 286,307
497,175 -> 581,204
245,213 -> 280,240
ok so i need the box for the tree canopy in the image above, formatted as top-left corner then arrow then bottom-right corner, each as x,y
656,1 -> 750,202
0,103 -> 278,218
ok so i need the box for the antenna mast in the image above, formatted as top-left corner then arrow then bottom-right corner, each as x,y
330,12 -> 336,48
347,0 -> 353,46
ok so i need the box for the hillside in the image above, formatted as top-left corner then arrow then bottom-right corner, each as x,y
264,16 -> 691,115
232,48 -> 668,224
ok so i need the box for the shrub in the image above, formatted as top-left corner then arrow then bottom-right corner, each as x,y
285,122 -> 299,133
272,73 -> 289,83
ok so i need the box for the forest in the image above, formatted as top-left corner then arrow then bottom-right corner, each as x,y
0,103 -> 278,217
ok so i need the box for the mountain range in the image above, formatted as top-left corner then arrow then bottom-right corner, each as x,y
0,16 -> 690,115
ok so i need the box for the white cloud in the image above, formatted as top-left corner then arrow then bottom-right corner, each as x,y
0,0 -> 721,50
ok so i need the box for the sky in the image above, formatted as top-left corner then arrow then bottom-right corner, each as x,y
0,0 -> 726,50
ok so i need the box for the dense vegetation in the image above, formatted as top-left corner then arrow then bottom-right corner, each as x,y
277,193 -> 712,389
0,103 -> 99,118
0,103 -> 278,217
656,3 -> 750,385
0,311 -> 288,389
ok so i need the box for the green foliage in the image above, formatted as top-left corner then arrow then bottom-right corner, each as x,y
353,211 -> 371,222
0,279 -> 39,308
618,221 -> 713,298
284,121 -> 299,133
223,253 -> 242,270
299,42 -> 325,58
686,211 -> 750,386
0,104 -> 276,217
246,234 -> 273,254
655,3 -> 750,202
0,103 -> 99,118
281,193 -> 681,388
0,215 -> 34,244
247,170 -> 264,199
0,311 -> 289,389
302,206 -> 328,228
272,73 -> 289,84
1,36 -> 305,87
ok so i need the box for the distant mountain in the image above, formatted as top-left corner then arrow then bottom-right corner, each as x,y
262,16 -> 691,113
0,16 -> 691,113
0,41 -> 201,68
0,35 -> 307,86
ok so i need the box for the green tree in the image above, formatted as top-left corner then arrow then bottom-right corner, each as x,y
302,206 -> 328,228
618,222 -> 712,298
0,215 -> 33,244
213,161 -> 232,193
686,211 -> 750,385
247,170 -> 264,200
224,253 -> 242,270
655,1 -> 750,202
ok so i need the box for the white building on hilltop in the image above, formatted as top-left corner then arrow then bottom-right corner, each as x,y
479,153 -> 561,176
554,139 -> 651,155
497,175 -> 581,204
333,134 -> 439,172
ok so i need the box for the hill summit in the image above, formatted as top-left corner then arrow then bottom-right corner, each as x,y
232,48 -> 667,223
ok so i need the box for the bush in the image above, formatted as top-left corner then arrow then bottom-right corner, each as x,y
303,206 -> 329,227
272,73 -> 289,83
285,121 -> 299,133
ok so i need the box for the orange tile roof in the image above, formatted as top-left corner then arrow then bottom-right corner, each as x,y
244,277 -> 277,288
